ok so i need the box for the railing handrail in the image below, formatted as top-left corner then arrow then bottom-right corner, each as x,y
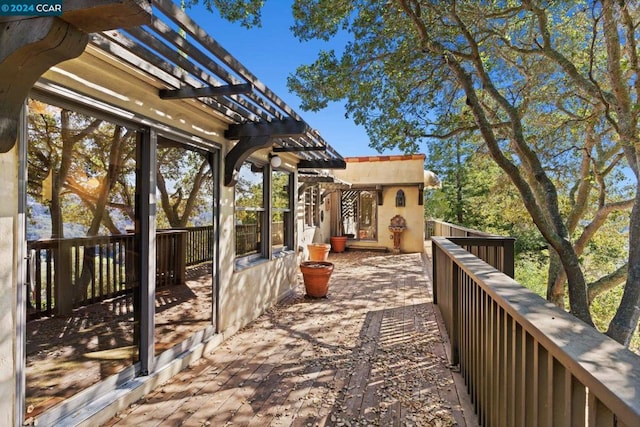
426,218 -> 504,238
432,236 -> 640,425
28,233 -> 132,247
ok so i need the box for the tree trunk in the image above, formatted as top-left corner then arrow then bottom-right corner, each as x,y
546,248 -> 564,307
455,140 -> 463,223
607,186 -> 640,345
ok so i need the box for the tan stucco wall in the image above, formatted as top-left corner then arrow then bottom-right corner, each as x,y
333,155 -> 426,253
217,166 -> 299,334
0,146 -> 18,426
220,254 -> 298,333
333,155 -> 425,186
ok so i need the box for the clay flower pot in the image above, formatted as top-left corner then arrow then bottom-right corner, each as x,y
308,243 -> 331,261
330,236 -> 347,253
300,261 -> 334,298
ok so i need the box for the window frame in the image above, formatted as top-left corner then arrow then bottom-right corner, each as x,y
271,169 -> 294,254
234,160 -> 296,266
234,161 -> 266,262
304,185 -> 320,228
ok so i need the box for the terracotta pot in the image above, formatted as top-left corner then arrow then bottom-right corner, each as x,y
330,236 -> 347,253
308,243 -> 331,261
300,261 -> 334,298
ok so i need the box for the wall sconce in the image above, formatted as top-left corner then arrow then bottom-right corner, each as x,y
269,153 -> 282,168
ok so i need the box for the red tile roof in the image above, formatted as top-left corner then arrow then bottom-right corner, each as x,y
344,154 -> 425,162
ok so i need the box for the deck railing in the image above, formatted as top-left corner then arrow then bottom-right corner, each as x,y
174,225 -> 215,266
426,219 -> 515,279
430,230 -> 640,426
235,221 -> 285,256
426,219 -> 496,239
26,226 -> 214,320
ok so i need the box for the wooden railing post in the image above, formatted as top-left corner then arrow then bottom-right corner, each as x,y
503,238 -> 515,279
177,231 -> 187,285
432,243 -> 438,305
451,261 -> 460,366
54,239 -> 73,316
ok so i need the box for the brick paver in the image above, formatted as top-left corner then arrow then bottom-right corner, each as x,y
106,250 -> 472,426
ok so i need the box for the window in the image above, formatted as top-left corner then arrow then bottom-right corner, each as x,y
272,170 -> 292,251
396,189 -> 406,207
235,162 -> 264,257
26,99 -> 141,417
155,141 -> 215,355
304,185 -> 319,227
341,190 -> 377,240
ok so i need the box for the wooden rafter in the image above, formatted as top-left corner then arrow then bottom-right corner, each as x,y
297,159 -> 347,169
225,119 -> 308,140
159,83 -> 252,100
273,146 -> 326,153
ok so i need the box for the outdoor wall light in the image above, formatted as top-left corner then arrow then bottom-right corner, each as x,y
269,154 -> 282,168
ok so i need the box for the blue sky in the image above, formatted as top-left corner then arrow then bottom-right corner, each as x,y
185,1 -> 405,158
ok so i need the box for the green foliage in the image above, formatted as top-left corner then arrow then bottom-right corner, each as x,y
156,146 -> 213,229
184,0 -> 265,27
27,99 -> 137,238
272,170 -> 291,209
591,284 -> 640,354
515,253 -> 548,299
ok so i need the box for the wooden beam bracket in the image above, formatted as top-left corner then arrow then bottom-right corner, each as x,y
224,135 -> 271,186
0,17 -> 88,152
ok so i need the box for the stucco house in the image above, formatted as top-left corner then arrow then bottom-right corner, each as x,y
302,154 -> 440,255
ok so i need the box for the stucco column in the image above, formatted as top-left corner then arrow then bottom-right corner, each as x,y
0,145 -> 18,426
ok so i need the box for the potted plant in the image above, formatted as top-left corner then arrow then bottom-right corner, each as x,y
300,261 -> 334,298
330,213 -> 347,253
308,243 -> 331,261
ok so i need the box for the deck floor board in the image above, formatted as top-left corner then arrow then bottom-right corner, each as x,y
108,250 -> 477,426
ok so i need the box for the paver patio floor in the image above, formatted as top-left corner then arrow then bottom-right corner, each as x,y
105,250 -> 474,426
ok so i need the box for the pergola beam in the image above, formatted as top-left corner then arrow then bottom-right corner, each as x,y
159,83 -> 252,100
225,119 -> 309,140
272,146 -> 326,153
61,0 -> 151,32
297,159 -> 347,169
298,176 -> 336,183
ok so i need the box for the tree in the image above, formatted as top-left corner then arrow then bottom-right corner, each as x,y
28,100 -> 137,238
156,146 -> 213,229
28,99 -> 138,305
203,0 -> 639,346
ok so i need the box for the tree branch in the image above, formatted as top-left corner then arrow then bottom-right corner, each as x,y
588,263 -> 628,303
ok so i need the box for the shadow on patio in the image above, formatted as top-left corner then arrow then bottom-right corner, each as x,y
105,250 -> 475,426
